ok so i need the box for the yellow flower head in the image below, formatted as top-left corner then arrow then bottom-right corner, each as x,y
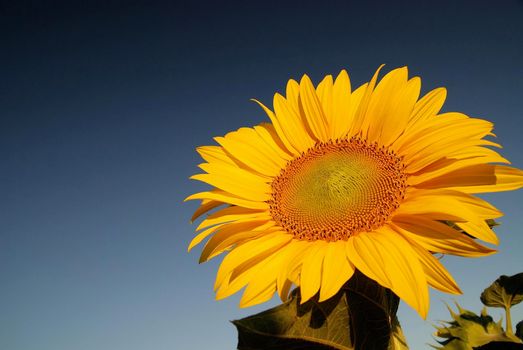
186,66 -> 523,318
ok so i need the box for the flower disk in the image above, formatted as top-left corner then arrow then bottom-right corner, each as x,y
187,66 -> 523,318
270,138 -> 407,242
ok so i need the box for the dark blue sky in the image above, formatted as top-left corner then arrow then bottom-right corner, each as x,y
2,1 -> 522,349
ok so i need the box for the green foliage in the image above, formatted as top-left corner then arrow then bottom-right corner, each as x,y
233,271 -> 407,350
480,273 -> 523,309
434,272 -> 523,349
481,273 -> 523,340
233,268 -> 522,350
433,304 -> 510,349
233,288 -> 350,350
475,342 -> 523,349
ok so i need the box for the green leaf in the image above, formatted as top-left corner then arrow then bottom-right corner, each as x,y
233,288 -> 349,350
480,273 -> 523,309
433,304 -> 514,350
474,342 -> 523,349
233,271 -> 405,350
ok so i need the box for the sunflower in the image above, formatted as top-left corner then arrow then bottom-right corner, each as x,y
186,66 -> 523,318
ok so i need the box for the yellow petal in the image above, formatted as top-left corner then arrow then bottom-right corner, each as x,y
408,147 -> 510,186
408,140 -> 499,174
348,227 -> 429,318
404,236 -> 462,295
416,164 -> 523,193
401,126 -> 497,174
216,262 -> 263,301
199,220 -> 275,263
447,192 -> 502,219
196,205 -> 268,231
203,231 -> 265,265
240,281 -> 276,307
331,69 -> 353,139
216,236 -> 290,304
188,223 -> 224,252
252,99 -> 301,155
227,231 -> 289,287
253,123 -> 293,161
405,87 -> 447,131
299,75 -> 329,142
364,67 -> 408,141
393,111 -> 468,152
273,93 -> 316,151
190,200 -> 223,223
396,189 -> 502,222
346,83 -> 368,137
215,128 -> 287,177
401,119 -> 495,172
191,173 -> 269,202
299,241 -> 327,303
239,243 -> 299,307
400,117 -> 494,159
316,74 -> 336,138
277,278 -> 293,302
196,145 -> 236,166
285,79 -> 301,113
319,240 -> 355,302
364,67 -> 413,145
214,231 -> 292,291
193,162 -> 270,201
393,190 -> 467,222
276,240 -> 309,298
351,64 -> 385,137
455,221 -> 499,245
218,258 -> 267,300
185,189 -> 268,210
380,76 -> 420,146
346,232 -> 392,289
391,216 -> 496,257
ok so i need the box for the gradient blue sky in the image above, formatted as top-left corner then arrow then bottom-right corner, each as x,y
2,1 -> 522,349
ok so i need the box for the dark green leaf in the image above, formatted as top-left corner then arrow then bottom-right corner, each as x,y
234,288 -> 351,350
516,321 -> 523,342
233,271 -> 403,350
480,273 -> 523,309
474,342 -> 523,349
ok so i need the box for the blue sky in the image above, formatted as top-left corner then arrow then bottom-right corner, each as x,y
1,1 -> 522,349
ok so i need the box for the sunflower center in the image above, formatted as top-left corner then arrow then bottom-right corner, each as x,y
269,137 -> 407,242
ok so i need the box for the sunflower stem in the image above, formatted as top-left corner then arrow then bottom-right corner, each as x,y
505,303 -> 514,336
